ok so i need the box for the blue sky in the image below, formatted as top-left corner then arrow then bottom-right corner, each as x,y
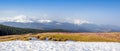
0,0 -> 120,26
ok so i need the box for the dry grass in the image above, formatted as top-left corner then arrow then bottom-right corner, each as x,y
0,32 -> 120,42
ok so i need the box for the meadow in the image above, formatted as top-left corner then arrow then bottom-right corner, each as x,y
0,32 -> 120,42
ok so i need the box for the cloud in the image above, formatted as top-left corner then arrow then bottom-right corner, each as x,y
0,15 -> 53,23
72,19 -> 91,25
12,15 -> 33,23
0,15 -> 33,23
37,20 -> 52,23
64,18 -> 92,25
0,15 -> 92,24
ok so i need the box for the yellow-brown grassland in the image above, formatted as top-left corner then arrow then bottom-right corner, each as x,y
0,32 -> 120,42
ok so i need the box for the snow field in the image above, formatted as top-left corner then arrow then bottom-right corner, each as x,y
0,40 -> 120,51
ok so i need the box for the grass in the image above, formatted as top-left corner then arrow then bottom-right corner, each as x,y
0,32 -> 120,42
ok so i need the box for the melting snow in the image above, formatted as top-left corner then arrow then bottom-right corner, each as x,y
0,40 -> 120,51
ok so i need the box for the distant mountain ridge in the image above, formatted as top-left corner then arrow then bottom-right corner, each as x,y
0,15 -> 120,32
0,24 -> 70,36
0,24 -> 43,36
1,21 -> 120,32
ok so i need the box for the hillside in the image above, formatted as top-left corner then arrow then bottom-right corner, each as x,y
0,24 -> 44,36
0,24 -> 69,36
1,22 -> 120,32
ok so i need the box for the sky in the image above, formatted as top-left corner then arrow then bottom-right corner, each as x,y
0,0 -> 120,26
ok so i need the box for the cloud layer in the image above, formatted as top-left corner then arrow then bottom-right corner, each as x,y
0,15 -> 91,24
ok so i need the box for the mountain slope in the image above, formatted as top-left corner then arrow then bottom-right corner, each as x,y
1,15 -> 120,32
0,24 -> 70,36
0,24 -> 44,36
1,22 -> 120,32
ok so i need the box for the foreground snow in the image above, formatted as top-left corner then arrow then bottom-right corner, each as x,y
0,40 -> 120,51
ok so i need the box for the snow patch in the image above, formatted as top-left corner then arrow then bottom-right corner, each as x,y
0,41 -> 119,51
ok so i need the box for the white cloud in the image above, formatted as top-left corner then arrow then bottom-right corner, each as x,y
37,20 -> 52,23
0,15 -> 53,23
0,15 -> 33,23
72,19 -> 91,25
12,15 -> 33,23
64,18 -> 92,25
0,17 -> 10,22
0,15 -> 92,24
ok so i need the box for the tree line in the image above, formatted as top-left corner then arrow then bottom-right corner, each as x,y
0,24 -> 69,36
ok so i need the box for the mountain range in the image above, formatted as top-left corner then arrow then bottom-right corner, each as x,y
0,15 -> 120,32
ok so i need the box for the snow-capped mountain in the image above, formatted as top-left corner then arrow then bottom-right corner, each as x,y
0,15 -> 120,32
